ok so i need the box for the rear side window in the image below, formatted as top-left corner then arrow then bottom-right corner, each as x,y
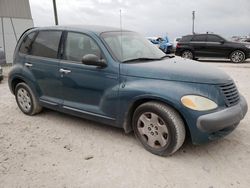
191,35 -> 206,42
180,36 -> 192,42
207,35 -> 222,42
63,32 -> 101,63
19,32 -> 36,54
30,31 -> 62,59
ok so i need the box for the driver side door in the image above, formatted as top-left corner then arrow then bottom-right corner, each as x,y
59,31 -> 119,124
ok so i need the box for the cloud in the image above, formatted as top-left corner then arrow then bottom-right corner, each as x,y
29,0 -> 250,40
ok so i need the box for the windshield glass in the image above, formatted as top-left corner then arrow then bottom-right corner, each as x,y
101,31 -> 166,62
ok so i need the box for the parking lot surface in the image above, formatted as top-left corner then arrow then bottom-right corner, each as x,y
0,60 -> 250,188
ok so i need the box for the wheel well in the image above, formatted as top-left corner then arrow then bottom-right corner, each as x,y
181,49 -> 194,56
11,78 -> 25,94
124,99 -> 191,139
228,49 -> 246,59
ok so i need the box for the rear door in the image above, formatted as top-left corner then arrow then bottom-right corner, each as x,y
25,30 -> 63,106
59,31 -> 119,123
190,35 -> 207,57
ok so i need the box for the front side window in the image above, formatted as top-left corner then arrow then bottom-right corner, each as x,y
63,32 -> 101,62
30,31 -> 62,59
191,35 -> 206,42
19,32 -> 36,54
207,35 -> 222,42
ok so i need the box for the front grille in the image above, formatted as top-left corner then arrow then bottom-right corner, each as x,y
219,82 -> 240,107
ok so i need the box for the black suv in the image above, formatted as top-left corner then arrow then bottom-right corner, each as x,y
175,34 -> 250,63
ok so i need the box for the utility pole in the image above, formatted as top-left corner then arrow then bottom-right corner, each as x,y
53,0 -> 58,25
192,11 -> 195,34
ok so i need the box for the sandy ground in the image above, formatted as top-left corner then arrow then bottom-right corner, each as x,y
0,59 -> 250,188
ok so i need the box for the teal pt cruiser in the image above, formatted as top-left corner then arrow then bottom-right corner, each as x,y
8,26 -> 248,156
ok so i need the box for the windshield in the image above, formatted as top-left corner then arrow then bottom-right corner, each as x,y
101,31 -> 166,62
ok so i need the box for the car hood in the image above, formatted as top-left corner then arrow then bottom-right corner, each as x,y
227,41 -> 249,46
120,56 -> 231,84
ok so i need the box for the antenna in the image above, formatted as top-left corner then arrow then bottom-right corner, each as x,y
120,9 -> 122,31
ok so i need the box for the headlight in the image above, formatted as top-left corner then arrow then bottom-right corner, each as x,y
245,45 -> 250,49
181,95 -> 218,111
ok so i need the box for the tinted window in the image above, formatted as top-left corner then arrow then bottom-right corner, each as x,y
207,35 -> 222,42
191,35 -> 206,42
180,35 -> 192,42
19,32 -> 36,54
176,38 -> 181,42
30,31 -> 62,59
64,32 -> 101,62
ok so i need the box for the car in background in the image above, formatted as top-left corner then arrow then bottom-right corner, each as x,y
0,47 -> 6,82
0,47 -> 6,65
173,37 -> 181,51
148,36 -> 173,53
241,38 -> 250,43
0,66 -> 3,82
175,34 -> 250,63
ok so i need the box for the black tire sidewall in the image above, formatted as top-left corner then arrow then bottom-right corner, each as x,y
133,103 -> 180,156
15,83 -> 35,115
182,50 -> 194,59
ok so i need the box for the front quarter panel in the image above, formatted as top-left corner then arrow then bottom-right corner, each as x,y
118,76 -> 225,144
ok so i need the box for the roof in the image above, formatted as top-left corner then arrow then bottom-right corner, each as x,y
33,25 -> 130,35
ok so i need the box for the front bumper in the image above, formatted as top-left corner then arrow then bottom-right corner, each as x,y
197,95 -> 248,133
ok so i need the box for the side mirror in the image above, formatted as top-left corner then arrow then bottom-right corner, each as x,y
220,40 -> 225,44
82,54 -> 106,67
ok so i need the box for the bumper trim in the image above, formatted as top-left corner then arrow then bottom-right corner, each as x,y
197,95 -> 248,133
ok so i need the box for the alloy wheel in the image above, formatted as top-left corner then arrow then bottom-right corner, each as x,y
17,87 -> 32,113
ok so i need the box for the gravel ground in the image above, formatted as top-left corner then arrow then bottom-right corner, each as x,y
0,60 -> 250,188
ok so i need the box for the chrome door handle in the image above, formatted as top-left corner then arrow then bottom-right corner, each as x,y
59,68 -> 71,74
25,62 -> 33,67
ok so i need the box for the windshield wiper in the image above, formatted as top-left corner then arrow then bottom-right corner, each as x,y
122,57 -> 160,63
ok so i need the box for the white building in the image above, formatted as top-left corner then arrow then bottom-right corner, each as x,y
0,0 -> 33,63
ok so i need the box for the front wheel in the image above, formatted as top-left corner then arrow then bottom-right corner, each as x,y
230,50 -> 245,63
133,101 -> 186,156
181,50 -> 194,59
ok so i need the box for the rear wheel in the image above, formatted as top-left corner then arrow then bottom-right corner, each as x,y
181,50 -> 194,59
230,50 -> 245,63
133,101 -> 186,156
15,82 -> 42,115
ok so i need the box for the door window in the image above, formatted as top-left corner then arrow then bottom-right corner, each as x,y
19,32 -> 36,54
30,31 -> 62,59
207,35 -> 222,42
63,32 -> 101,63
191,35 -> 206,42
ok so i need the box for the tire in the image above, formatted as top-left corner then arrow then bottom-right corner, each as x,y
230,50 -> 245,63
15,82 -> 42,115
181,50 -> 194,59
132,101 -> 186,156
